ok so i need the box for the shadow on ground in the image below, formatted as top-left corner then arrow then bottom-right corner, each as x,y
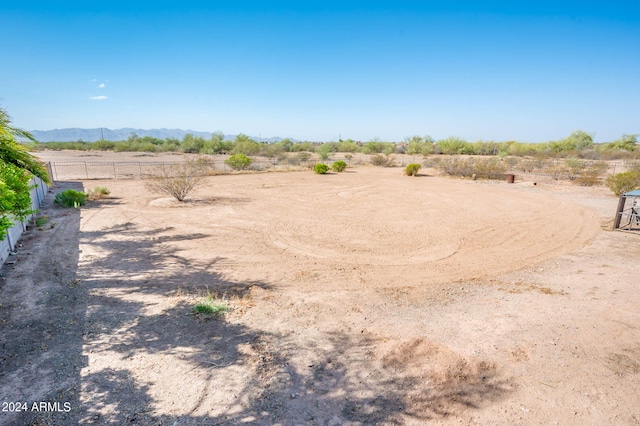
1,187 -> 514,425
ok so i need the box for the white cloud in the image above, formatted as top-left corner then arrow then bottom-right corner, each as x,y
89,95 -> 108,100
98,83 -> 105,88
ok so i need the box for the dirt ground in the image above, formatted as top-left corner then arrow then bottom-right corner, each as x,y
1,152 -> 639,425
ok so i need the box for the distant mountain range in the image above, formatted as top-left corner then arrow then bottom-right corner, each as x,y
29,128 -> 296,143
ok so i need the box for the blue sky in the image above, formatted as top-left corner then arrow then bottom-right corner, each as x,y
2,1 -> 639,142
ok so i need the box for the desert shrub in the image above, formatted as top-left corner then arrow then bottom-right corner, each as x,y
436,157 -> 469,176
575,161 -> 607,186
519,158 -> 545,172
290,142 -> 313,152
92,140 -> 116,150
225,153 -> 252,170
564,157 -> 584,181
297,152 -> 312,162
370,154 -> 395,167
473,141 -> 500,155
145,157 -> 208,202
286,156 -> 300,166
543,160 -> 567,180
313,163 -> 329,174
55,189 -> 87,208
87,186 -> 110,200
503,156 -> 520,169
317,143 -> 334,160
362,140 -> 388,154
423,156 -> 440,168
332,160 -> 347,172
605,170 -> 640,196
472,158 -> 508,179
436,157 -> 507,179
404,163 -> 421,176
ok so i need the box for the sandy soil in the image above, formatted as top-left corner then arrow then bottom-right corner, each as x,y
1,153 -> 639,425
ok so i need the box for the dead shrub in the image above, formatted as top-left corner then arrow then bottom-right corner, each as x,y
436,157 -> 507,179
145,156 -> 209,201
575,161 -> 607,186
370,154 -> 395,167
543,161 -> 567,180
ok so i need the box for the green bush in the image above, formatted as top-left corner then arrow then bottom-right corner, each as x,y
405,163 -> 422,176
225,153 -> 252,170
0,163 -> 37,239
313,163 -> 330,174
332,160 -> 347,172
54,189 -> 86,208
605,170 -> 640,196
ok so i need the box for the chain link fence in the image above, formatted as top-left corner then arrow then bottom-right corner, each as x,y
47,154 -> 629,182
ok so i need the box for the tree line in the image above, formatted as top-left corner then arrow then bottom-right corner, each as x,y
30,130 -> 638,160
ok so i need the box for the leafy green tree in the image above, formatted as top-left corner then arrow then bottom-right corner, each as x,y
0,108 -> 48,240
276,138 -> 293,152
290,141 -> 313,152
0,108 -> 48,181
92,140 -> 116,150
231,134 -> 260,156
405,135 -> 434,155
566,130 -> 594,150
472,141 -> 500,155
435,137 -> 474,155
203,131 -> 232,154
549,130 -> 594,152
336,139 -> 360,153
363,138 -> 388,154
180,134 -> 207,153
317,143 -> 334,160
607,134 -> 637,152
261,143 -> 286,160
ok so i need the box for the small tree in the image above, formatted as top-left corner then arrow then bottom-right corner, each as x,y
145,157 -> 208,201
225,153 -> 252,170
0,107 -> 49,240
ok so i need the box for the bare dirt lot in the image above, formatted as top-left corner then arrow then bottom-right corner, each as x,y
1,152 -> 639,425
